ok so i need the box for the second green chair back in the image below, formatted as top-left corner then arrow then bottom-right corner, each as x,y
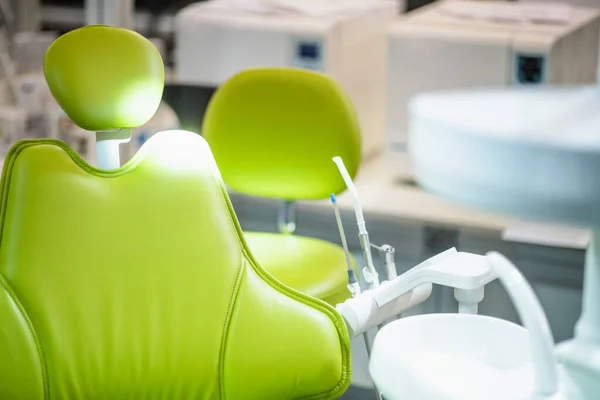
203,68 -> 362,201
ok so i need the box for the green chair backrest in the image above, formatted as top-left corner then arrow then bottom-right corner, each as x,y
44,25 -> 164,131
203,68 -> 362,201
0,132 -> 351,399
0,27 -> 351,399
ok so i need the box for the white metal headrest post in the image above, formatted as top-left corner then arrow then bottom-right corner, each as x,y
95,129 -> 131,170
85,0 -> 134,28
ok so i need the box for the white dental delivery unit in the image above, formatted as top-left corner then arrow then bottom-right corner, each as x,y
174,0 -> 400,159
385,0 -> 600,177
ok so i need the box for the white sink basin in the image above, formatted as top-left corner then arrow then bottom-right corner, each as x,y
369,314 -> 536,400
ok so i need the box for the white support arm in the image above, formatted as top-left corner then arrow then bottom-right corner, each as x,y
337,248 -> 498,338
373,248 -> 496,307
337,282 -> 433,339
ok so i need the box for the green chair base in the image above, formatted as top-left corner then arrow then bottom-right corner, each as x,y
244,232 -> 355,305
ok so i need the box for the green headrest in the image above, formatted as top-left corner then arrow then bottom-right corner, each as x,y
44,25 -> 164,132
203,68 -> 362,200
0,131 -> 351,399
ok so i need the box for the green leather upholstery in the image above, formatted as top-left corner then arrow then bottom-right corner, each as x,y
0,131 -> 351,399
44,25 -> 164,132
0,26 -> 352,400
203,68 -> 361,305
203,68 -> 361,201
244,233 -> 355,306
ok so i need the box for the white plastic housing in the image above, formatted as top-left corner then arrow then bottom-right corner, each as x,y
337,248 -> 496,337
386,1 -> 600,176
175,1 -> 399,158
373,249 -> 496,307
336,282 -> 432,338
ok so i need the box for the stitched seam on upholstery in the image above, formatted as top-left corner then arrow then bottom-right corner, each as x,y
0,276 -> 48,399
246,233 -> 357,302
4,138 -> 147,180
0,138 -> 261,400
214,175 -> 352,399
218,257 -> 245,400
242,249 -> 351,400
0,141 -> 50,399
0,141 -> 26,244
0,139 -> 147,399
211,169 -> 247,400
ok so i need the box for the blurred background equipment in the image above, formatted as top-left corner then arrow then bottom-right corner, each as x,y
0,0 -> 180,165
84,0 -> 133,28
41,0 -> 200,35
174,0 -> 399,159
385,0 -> 600,179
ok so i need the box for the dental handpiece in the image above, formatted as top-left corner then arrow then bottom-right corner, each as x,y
332,156 -> 379,289
371,243 -> 398,281
359,231 -> 379,288
330,194 -> 361,297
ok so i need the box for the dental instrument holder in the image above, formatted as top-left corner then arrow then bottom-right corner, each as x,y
371,243 -> 398,280
329,194 -> 382,400
95,129 -> 131,169
359,230 -> 379,287
332,156 -> 379,289
330,194 -> 361,297
331,155 -> 491,333
337,248 -> 497,338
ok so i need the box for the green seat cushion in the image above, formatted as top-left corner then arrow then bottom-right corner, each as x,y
244,232 -> 355,305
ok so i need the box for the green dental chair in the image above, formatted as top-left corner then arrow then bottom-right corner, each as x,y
0,26 -> 351,399
203,68 -> 362,306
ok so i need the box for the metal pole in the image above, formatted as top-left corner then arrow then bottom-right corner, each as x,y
84,0 -> 134,29
84,0 -> 135,169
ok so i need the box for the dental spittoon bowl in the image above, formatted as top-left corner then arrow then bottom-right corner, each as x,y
369,313 -> 536,400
